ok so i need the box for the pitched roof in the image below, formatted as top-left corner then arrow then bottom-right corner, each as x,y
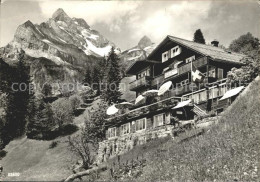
167,35 -> 246,63
127,35 -> 247,75
126,59 -> 159,75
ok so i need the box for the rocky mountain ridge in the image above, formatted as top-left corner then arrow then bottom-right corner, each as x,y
119,35 -> 156,74
0,8 -> 121,94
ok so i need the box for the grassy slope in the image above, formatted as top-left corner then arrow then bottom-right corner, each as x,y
0,97 -> 100,181
98,77 -> 260,181
0,136 -> 79,181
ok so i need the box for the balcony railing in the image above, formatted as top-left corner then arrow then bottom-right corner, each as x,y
129,76 -> 152,91
106,96 -> 182,126
178,56 -> 207,75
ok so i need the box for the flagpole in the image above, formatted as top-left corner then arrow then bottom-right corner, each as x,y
191,59 -> 194,102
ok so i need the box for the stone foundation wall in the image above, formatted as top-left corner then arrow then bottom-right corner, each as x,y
95,125 -> 174,164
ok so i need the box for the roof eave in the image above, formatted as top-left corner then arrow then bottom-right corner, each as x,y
212,58 -> 245,65
125,59 -> 159,75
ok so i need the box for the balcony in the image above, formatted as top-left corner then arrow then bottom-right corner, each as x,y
178,56 -> 207,75
129,76 -> 152,91
152,57 -> 208,87
106,96 -> 182,125
164,68 -> 178,78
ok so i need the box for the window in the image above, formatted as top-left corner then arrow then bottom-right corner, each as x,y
121,123 -> 131,135
219,84 -> 227,96
186,55 -> 195,63
153,113 -> 165,128
218,68 -> 223,79
214,87 -> 219,97
137,73 -> 141,79
209,87 -> 219,99
200,91 -> 207,101
178,79 -> 189,86
162,51 -> 169,62
183,79 -> 189,85
209,69 -> 216,78
135,118 -> 146,131
193,93 -> 199,104
137,68 -> 150,79
108,127 -> 117,138
170,46 -> 181,58
146,68 -> 150,76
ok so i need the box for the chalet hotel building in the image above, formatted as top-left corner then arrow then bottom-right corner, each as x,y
105,35 -> 246,139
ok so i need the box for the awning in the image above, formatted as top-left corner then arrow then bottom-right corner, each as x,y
135,95 -> 145,105
172,99 -> 192,109
158,81 -> 172,96
219,86 -> 244,101
106,105 -> 119,115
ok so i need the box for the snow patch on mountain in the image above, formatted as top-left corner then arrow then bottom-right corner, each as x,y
128,48 -> 141,53
89,34 -> 99,40
127,54 -> 142,61
85,40 -> 112,57
42,39 -> 52,44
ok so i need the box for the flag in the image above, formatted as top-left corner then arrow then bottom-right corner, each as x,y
191,64 -> 205,83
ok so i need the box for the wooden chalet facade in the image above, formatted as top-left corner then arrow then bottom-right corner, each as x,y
104,35 -> 246,140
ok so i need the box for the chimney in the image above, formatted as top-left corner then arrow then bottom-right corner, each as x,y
211,39 -> 219,47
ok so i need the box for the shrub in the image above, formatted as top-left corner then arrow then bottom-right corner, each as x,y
0,149 -> 7,159
51,98 -> 74,129
49,141 -> 58,149
59,124 -> 78,136
69,94 -> 83,112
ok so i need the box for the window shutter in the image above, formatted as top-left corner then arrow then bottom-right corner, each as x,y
116,127 -> 120,136
168,50 -> 171,59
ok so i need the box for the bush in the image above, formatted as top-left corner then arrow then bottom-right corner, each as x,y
49,141 -> 58,149
69,94 -> 83,112
0,150 -> 7,159
51,98 -> 74,129
59,124 -> 78,136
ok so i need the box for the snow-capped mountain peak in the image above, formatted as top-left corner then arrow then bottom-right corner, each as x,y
10,8 -> 119,59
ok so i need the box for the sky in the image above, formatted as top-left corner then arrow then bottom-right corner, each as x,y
0,0 -> 259,50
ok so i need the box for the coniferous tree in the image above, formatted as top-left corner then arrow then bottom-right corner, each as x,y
92,65 -> 101,95
103,47 -> 122,104
4,49 -> 30,141
42,82 -> 52,97
83,67 -> 92,86
193,29 -> 206,44
27,97 -> 55,139
0,58 -> 10,93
